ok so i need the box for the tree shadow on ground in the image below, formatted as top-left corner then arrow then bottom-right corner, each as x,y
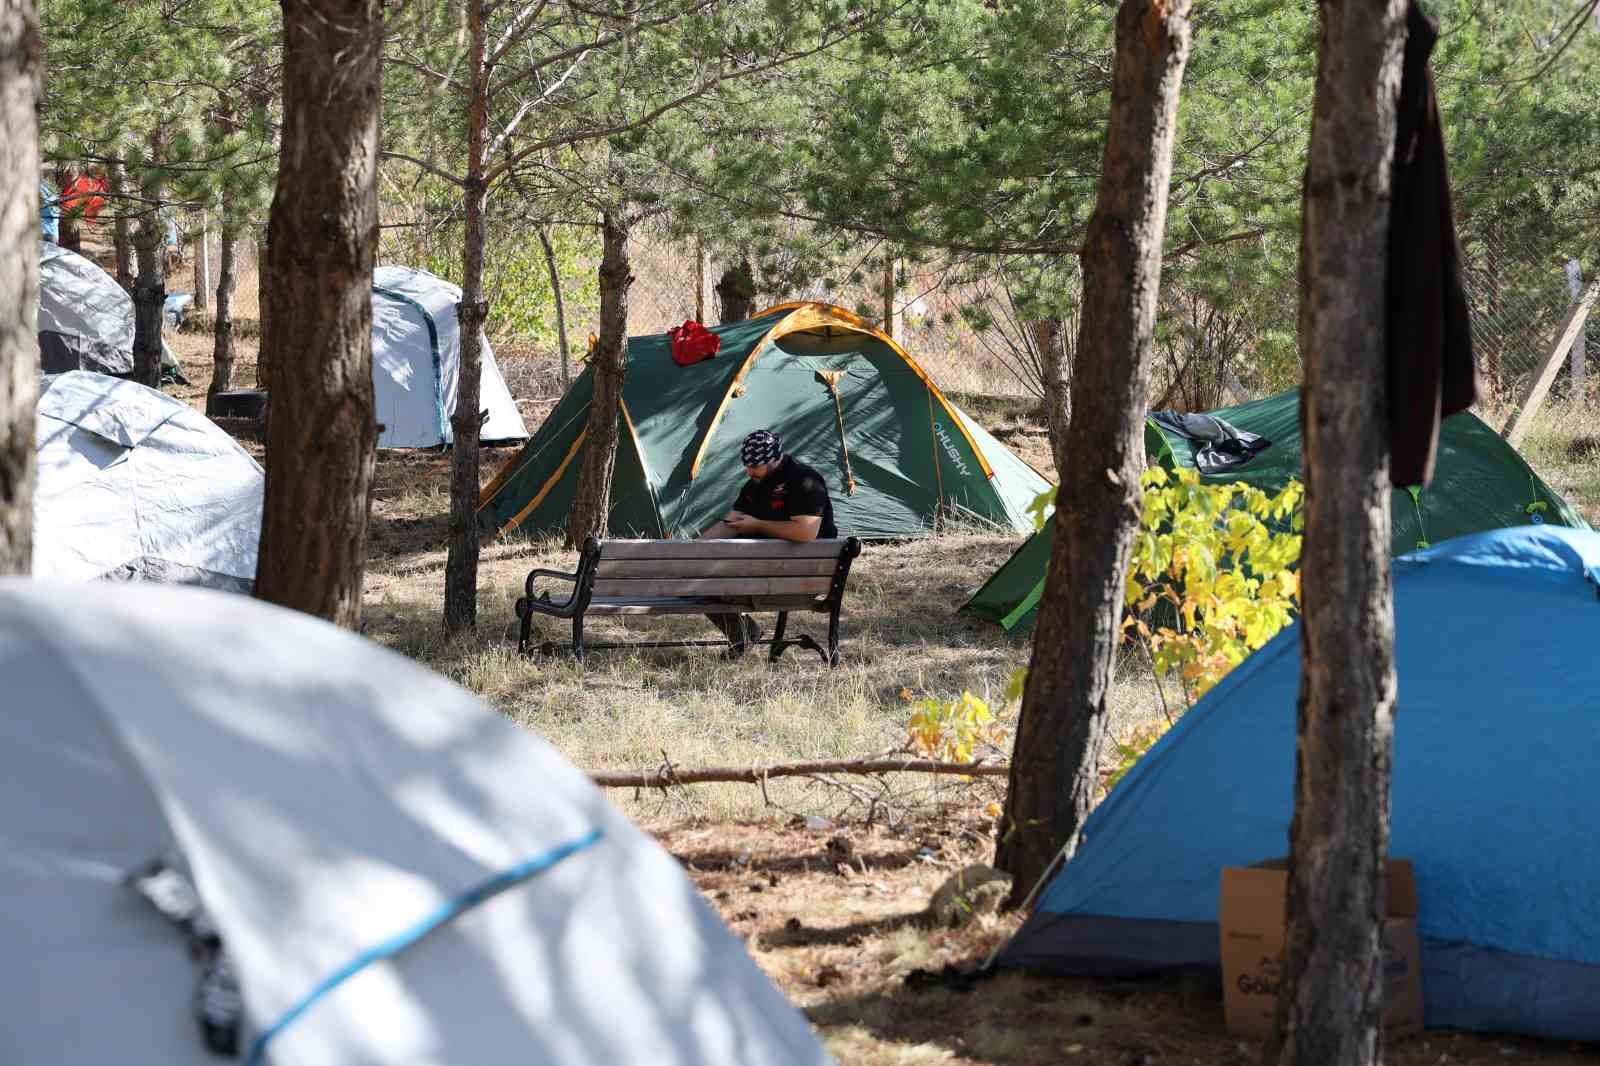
803,965 -> 1232,1066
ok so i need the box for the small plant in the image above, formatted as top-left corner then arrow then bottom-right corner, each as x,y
905,682 -> 1014,764
1124,467 -> 1303,702
912,470 -> 1302,798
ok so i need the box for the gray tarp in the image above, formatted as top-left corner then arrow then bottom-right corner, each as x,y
33,371 -> 262,590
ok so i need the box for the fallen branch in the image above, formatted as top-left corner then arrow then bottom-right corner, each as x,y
591,758 -> 1010,789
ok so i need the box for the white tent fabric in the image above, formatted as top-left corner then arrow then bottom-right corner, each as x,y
372,265 -> 528,448
38,241 -> 180,377
0,580 -> 832,1066
33,371 -> 262,590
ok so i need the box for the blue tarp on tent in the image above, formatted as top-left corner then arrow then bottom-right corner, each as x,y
999,526 -> 1600,1041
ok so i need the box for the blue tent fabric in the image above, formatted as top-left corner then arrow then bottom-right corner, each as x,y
998,526 -> 1600,1041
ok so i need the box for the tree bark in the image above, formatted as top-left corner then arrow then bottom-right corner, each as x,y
566,212 -> 632,547
0,0 -> 40,575
254,0 -> 382,628
995,0 -> 1193,903
209,206 -> 239,400
538,225 -> 571,388
1031,316 -> 1072,474
131,138 -> 166,389
108,160 -> 133,289
1263,3 -> 1405,1065
715,259 -> 754,324
443,0 -> 489,635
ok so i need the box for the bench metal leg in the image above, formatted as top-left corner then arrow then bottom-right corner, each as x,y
517,599 -> 534,656
827,606 -> 842,668
767,612 -> 790,662
768,611 -> 829,665
572,616 -> 585,662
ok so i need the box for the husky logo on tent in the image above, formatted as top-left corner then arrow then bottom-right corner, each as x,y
932,421 -> 972,479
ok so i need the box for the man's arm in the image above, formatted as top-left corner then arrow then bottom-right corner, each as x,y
724,513 -> 822,543
697,519 -> 739,540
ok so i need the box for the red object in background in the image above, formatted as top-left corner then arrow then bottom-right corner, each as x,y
61,173 -> 108,221
668,320 -> 721,366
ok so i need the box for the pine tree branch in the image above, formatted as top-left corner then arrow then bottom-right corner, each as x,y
486,0 -> 721,101
379,150 -> 468,188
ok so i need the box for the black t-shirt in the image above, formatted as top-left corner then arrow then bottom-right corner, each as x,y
733,456 -> 837,539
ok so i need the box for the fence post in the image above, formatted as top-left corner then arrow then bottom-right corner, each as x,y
881,257 -> 899,342
1568,260 -> 1586,402
193,211 -> 210,311
1502,276 -> 1600,447
694,238 -> 705,323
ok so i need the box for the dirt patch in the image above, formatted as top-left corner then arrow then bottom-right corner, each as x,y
662,814 -> 1595,1066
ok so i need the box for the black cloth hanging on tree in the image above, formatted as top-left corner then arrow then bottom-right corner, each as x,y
1386,0 -> 1479,488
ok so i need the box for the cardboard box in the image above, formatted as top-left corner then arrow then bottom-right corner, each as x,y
1219,858 -> 1423,1039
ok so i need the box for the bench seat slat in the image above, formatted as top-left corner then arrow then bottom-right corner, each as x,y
590,575 -> 833,598
594,557 -> 837,579
585,595 -> 827,616
597,538 -> 848,561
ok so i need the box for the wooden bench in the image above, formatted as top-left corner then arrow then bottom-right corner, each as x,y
514,536 -> 863,666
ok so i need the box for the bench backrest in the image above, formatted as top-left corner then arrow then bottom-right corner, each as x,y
588,538 -> 852,600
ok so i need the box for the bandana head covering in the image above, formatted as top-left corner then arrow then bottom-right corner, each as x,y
740,430 -> 782,468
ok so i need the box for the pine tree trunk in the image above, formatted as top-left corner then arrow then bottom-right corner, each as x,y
131,168 -> 166,389
1031,316 -> 1071,474
538,226 -> 571,389
995,0 -> 1193,902
566,212 -> 632,547
715,259 -> 753,324
0,0 -> 40,575
209,210 -> 238,400
254,0 -> 382,628
1262,3 -> 1405,1064
443,0 -> 489,635
109,160 -> 133,289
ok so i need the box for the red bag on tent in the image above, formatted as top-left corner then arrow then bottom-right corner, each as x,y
668,320 -> 721,366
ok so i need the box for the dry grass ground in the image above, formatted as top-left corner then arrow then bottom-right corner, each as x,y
160,324 -> 1596,1066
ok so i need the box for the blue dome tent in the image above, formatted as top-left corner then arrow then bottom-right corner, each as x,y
998,526 -> 1600,1041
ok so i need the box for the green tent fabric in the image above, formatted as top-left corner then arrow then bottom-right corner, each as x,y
477,303 -> 1051,541
961,387 -> 1589,631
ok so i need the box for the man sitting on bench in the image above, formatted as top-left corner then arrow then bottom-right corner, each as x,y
698,429 -> 838,657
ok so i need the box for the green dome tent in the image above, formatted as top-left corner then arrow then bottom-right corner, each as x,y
961,387 -> 1588,631
477,302 -> 1049,541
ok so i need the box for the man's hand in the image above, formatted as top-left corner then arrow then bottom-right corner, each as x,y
724,511 -> 763,534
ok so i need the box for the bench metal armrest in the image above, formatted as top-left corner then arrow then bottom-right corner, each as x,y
521,566 -> 581,618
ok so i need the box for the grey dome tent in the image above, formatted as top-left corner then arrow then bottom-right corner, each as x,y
33,371 -> 262,590
372,265 -> 528,448
37,241 -> 183,382
0,579 -> 833,1066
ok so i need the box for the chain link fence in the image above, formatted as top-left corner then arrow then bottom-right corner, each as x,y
188,214 -> 1596,417
618,223 -> 1036,399
1458,225 -> 1596,409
